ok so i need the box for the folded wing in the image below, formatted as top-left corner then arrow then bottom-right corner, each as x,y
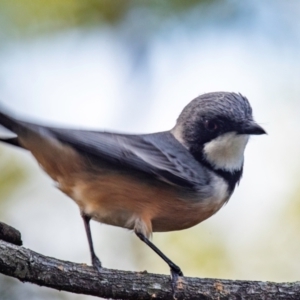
49,128 -> 208,189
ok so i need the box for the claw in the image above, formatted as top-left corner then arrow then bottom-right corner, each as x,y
92,255 -> 102,273
170,267 -> 184,299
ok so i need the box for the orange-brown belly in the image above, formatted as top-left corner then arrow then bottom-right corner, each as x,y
59,171 -> 228,238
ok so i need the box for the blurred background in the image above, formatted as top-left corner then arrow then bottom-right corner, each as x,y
0,0 -> 299,299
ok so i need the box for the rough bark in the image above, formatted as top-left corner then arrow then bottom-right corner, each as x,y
0,223 -> 299,299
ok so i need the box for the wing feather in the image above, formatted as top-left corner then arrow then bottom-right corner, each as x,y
47,128 -> 207,189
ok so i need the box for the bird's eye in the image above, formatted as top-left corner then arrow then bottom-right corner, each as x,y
204,120 -> 218,131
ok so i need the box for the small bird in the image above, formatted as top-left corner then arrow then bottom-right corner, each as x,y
0,92 -> 265,288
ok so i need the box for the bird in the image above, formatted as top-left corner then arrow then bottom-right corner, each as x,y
0,91 -> 265,290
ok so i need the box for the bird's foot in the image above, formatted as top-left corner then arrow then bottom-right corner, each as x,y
92,255 -> 102,273
170,266 -> 184,300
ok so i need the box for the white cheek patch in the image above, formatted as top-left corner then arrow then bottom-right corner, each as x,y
203,132 -> 249,172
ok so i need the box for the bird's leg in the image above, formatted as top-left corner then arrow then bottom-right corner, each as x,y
81,214 -> 102,272
135,231 -> 183,294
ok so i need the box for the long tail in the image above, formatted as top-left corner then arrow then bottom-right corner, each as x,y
0,108 -> 28,148
0,106 -> 84,181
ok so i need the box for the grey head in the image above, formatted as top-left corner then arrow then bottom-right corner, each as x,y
171,92 -> 266,180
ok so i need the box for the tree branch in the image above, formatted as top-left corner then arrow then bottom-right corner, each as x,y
0,223 -> 299,299
0,221 -> 22,246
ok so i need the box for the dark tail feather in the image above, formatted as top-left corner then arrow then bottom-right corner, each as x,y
0,110 -> 24,134
0,106 -> 54,151
0,108 -> 29,149
0,137 -> 22,148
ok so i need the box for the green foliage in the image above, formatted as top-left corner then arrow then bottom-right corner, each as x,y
0,0 -> 217,36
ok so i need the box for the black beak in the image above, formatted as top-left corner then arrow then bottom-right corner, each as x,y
239,121 -> 266,135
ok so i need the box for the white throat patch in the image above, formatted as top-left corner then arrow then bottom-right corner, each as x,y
203,132 -> 249,172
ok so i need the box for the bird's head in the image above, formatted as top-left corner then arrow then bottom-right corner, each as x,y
172,92 -> 266,173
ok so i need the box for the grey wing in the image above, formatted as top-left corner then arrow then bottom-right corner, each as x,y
47,128 -> 208,189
